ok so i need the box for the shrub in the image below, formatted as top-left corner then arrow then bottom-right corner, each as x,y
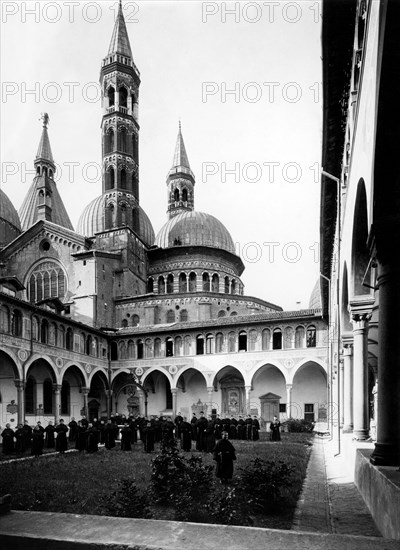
103,478 -> 152,519
238,458 -> 293,513
204,487 -> 243,525
282,418 -> 314,433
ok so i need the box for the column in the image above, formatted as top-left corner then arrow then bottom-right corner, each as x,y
339,358 -> 344,427
286,384 -> 293,418
351,310 -> 372,440
82,387 -> 89,419
106,390 -> 112,419
245,385 -> 251,414
342,343 -> 353,432
207,387 -> 214,415
36,382 -> 44,415
138,390 -> 144,416
171,388 -> 178,417
14,380 -> 25,425
53,384 -> 61,424
371,261 -> 400,465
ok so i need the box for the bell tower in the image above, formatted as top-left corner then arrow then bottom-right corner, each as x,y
167,122 -> 195,219
100,0 -> 140,231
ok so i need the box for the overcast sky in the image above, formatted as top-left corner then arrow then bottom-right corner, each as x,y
1,0 -> 322,310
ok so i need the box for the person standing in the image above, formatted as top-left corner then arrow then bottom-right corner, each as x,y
1,423 -> 15,454
22,420 -> 33,450
180,417 -> 192,452
55,419 -> 69,454
174,412 -> 183,439
213,431 -> 236,483
68,417 -> 78,442
86,423 -> 99,453
44,420 -> 56,449
31,422 -> 45,457
14,424 -> 26,454
143,421 -> 155,453
269,415 -> 281,441
252,415 -> 260,441
120,423 -> 132,451
196,411 -> 208,452
76,420 -> 87,452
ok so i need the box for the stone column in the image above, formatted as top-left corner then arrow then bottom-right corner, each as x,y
351,309 -> 372,440
245,385 -> 252,414
53,384 -> 61,424
339,358 -> 344,427
207,387 -> 214,416
371,261 -> 400,465
36,382 -> 44,414
138,390 -> 144,416
82,387 -> 89,419
342,342 -> 354,432
286,384 -> 293,418
171,388 -> 178,417
14,380 -> 25,425
106,390 -> 112,419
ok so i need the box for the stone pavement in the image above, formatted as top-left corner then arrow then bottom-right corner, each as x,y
293,434 -> 382,537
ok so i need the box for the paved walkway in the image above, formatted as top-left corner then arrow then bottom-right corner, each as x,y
293,435 -> 382,537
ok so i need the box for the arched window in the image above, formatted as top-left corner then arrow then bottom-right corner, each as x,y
248,329 -> 258,351
119,86 -> 127,108
206,333 -> 214,354
202,273 -> 210,292
231,280 -> 237,294
166,337 -> 174,357
158,276 -> 165,294
182,188 -> 188,202
284,327 -> 294,349
128,340 -> 135,358
174,188 -> 180,202
147,278 -> 154,293
212,274 -> 219,292
228,331 -> 236,353
59,325 -> 65,348
119,128 -> 127,153
167,274 -> 174,294
230,311 -> 237,316
0,305 -> 10,334
121,319 -> 128,328
180,309 -> 188,322
189,272 -> 197,292
273,328 -> 282,350
106,128 -> 114,154
196,335 -> 204,355
218,310 -> 226,318
108,86 -> 115,107
86,335 -> 93,355
262,328 -> 271,350
25,377 -> 36,414
43,379 -> 53,414
295,326 -> 305,348
179,273 -> 187,293
238,331 -> 247,352
120,168 -> 127,189
41,319 -> 49,344
175,336 -> 182,356
137,339 -> 144,359
306,326 -> 316,348
184,335 -> 191,355
154,338 -> 161,357
106,167 -> 115,191
224,276 -> 230,293
111,341 -> 118,360
215,332 -> 224,353
166,309 -> 175,323
31,316 -> 39,341
11,309 -> 22,336
61,381 -> 70,415
132,314 -> 140,327
145,338 -> 153,358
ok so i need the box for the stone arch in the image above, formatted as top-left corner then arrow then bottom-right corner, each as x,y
290,361 -> 328,422
0,349 -> 21,379
251,363 -> 288,423
60,361 -> 88,387
351,179 -> 371,297
341,261 -> 352,332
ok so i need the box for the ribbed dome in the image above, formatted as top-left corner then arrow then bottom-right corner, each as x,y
155,211 -> 236,254
0,189 -> 21,247
309,279 -> 322,309
77,194 -> 155,247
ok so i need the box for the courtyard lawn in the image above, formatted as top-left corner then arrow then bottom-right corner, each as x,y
0,432 -> 313,529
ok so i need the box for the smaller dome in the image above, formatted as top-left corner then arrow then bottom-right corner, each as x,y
309,279 -> 322,309
0,190 -> 21,231
77,194 -> 155,247
155,211 -> 236,254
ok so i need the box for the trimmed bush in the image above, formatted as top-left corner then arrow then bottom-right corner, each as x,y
282,418 -> 314,433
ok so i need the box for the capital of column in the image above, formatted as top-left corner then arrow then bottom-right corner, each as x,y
286,384 -> 293,391
351,312 -> 372,332
207,386 -> 214,393
81,387 -> 89,396
53,384 -> 62,393
14,380 -> 24,390
171,388 -> 178,395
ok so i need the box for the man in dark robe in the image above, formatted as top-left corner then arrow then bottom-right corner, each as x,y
80,415 -> 89,429
120,423 -> 132,450
86,423 -> 99,453
104,419 -> 118,449
22,420 -> 32,449
14,424 -> 26,453
213,431 -> 236,483
44,420 -> 56,448
214,415 -> 223,440
229,417 -> 238,440
245,414 -> 253,440
68,417 -> 78,442
196,412 -> 208,452
252,415 -> 260,441
190,413 -> 198,441
205,416 -> 216,452
98,420 -> 106,445
128,418 -> 137,444
143,421 -> 155,453
269,415 -> 281,441
55,419 -> 69,453
31,422 -> 45,456
1,424 -> 15,454
76,421 -> 87,452
174,412 -> 183,439
237,416 -> 246,440
180,417 -> 192,452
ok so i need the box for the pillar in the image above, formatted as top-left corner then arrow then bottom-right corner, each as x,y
286,384 -> 293,418
342,342 -> 354,432
82,387 -> 89,419
207,387 -> 214,416
351,309 -> 372,440
371,261 -> 400,465
339,358 -> 344,427
171,388 -> 178,417
53,384 -> 61,424
106,390 -> 112,419
14,380 -> 25,425
245,385 -> 251,414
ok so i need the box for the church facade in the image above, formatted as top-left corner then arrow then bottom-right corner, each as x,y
0,3 -> 327,430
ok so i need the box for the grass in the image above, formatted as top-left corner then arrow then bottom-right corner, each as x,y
0,432 -> 313,529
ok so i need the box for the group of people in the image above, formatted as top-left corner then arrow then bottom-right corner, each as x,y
1,419 -> 69,457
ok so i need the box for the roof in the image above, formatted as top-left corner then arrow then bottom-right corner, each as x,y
0,189 -> 21,232
155,211 -> 236,254
35,125 -> 54,165
168,123 -> 194,180
107,1 -> 133,58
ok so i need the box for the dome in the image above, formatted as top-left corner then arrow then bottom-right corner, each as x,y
155,211 -> 236,254
309,279 -> 322,309
77,194 -> 155,247
0,189 -> 22,247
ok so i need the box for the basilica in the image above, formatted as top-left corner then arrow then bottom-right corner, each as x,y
0,2 -> 327,429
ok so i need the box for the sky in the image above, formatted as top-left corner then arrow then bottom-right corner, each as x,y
1,0 -> 322,311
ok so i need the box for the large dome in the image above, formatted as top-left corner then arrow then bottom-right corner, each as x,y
0,189 -> 22,247
77,194 -> 155,247
155,211 -> 236,254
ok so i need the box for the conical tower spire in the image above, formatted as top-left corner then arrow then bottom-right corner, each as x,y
36,113 -> 54,165
108,0 -> 133,58
167,122 -> 195,218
